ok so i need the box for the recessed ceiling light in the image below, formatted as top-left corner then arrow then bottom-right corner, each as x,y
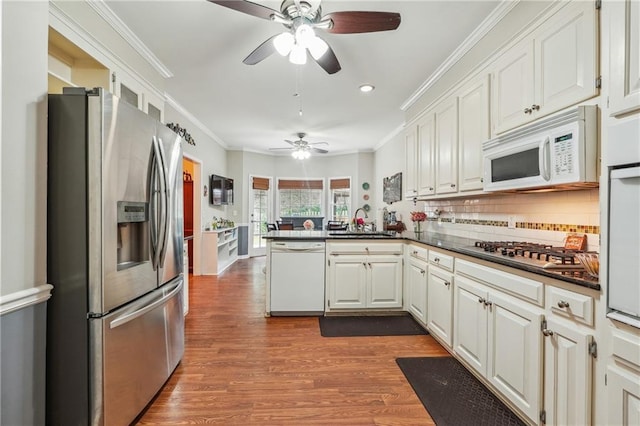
359,84 -> 375,93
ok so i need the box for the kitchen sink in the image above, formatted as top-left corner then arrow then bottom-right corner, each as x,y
328,231 -> 396,238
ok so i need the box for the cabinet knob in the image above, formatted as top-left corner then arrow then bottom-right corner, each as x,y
480,178 -> 484,183
451,184 -> 456,188
444,281 -> 451,287
557,300 -> 570,309
429,187 -> 434,191
542,328 -> 554,337
478,297 -> 485,303
524,107 -> 532,114
531,104 -> 540,111
434,257 -> 440,263
420,269 -> 425,275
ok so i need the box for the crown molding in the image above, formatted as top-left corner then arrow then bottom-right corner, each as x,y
374,123 -> 405,152
400,0 -> 519,111
85,0 -> 173,78
164,94 -> 229,149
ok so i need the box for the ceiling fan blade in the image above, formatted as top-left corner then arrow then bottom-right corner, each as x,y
243,35 -> 278,65
269,147 -> 294,151
309,141 -> 329,146
207,0 -> 283,21
284,139 -> 297,146
311,147 -> 329,154
323,11 -> 401,34
311,41 -> 341,74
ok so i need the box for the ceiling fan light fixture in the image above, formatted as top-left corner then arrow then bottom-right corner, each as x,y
289,43 -> 307,65
291,148 -> 310,159
273,32 -> 295,56
307,36 -> 328,60
295,24 -> 315,47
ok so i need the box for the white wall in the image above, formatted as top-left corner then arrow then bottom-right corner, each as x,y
1,1 -> 49,297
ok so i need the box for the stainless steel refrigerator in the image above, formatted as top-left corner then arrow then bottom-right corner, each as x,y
47,87 -> 185,426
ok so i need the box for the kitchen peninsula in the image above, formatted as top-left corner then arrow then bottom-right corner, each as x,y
265,230 -> 601,426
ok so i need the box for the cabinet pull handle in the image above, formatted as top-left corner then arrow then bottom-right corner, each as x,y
413,250 -> 418,255
557,300 -> 570,308
542,328 -> 554,337
524,107 -> 532,114
444,281 -> 451,287
420,269 -> 425,275
429,187 -> 434,191
362,262 -> 367,268
531,104 -> 540,111
367,262 -> 372,268
451,183 -> 456,188
434,257 -> 440,263
478,298 -> 485,303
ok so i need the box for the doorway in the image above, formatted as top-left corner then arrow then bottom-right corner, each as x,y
249,175 -> 272,257
183,155 -> 202,274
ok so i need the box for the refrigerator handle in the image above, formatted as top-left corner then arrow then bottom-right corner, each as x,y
150,136 -> 164,270
156,137 -> 170,267
109,280 -> 182,329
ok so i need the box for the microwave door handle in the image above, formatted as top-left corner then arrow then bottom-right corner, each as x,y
540,137 -> 551,181
156,137 -> 170,267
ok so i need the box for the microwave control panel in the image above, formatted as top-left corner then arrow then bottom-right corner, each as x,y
553,132 -> 575,176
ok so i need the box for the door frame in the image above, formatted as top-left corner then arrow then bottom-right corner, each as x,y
183,153 -> 203,275
248,174 -> 273,257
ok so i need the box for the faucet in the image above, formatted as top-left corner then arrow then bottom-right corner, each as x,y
353,208 -> 368,231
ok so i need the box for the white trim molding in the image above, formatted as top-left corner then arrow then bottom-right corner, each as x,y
85,0 -> 173,79
164,93 -> 229,149
0,284 -> 53,317
400,0 -> 519,111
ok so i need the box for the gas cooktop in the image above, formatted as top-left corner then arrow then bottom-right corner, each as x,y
464,240 -> 599,284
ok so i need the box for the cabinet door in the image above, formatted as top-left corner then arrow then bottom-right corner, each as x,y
404,127 -> 418,198
458,75 -> 489,192
427,266 -> 453,347
417,113 -> 436,196
368,256 -> 403,308
407,258 -> 428,324
454,276 -> 489,375
608,365 -> 640,426
543,318 -> 592,426
435,98 -> 459,194
535,0 -> 598,115
492,40 -> 535,134
328,256 -> 367,309
610,0 -> 640,116
487,291 -> 543,423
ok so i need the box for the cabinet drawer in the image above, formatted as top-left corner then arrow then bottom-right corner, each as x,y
429,250 -> 454,271
327,242 -> 403,256
547,286 -> 594,326
456,259 -> 543,306
408,244 -> 429,262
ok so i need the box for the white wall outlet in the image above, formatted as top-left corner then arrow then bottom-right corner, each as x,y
508,216 -> 516,229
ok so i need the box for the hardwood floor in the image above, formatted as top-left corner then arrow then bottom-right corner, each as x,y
136,257 -> 450,425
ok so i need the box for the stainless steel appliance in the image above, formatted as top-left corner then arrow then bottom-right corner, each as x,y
606,116 -> 640,328
47,88 -> 185,425
269,241 -> 326,315
483,105 -> 598,192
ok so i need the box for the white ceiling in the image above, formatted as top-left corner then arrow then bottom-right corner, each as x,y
104,0 -> 502,155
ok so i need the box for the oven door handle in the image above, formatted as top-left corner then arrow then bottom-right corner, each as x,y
540,137 -> 551,181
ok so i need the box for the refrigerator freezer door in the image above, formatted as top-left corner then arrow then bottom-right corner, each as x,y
92,94 -> 158,313
93,278 -> 184,426
155,124 -> 184,285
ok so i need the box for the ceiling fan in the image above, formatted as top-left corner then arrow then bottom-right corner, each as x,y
269,133 -> 329,159
207,0 -> 401,74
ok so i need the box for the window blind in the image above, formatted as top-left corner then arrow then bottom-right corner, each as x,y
330,178 -> 350,189
252,177 -> 270,190
278,179 -> 323,190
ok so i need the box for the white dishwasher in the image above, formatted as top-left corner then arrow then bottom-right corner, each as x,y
270,241 -> 326,316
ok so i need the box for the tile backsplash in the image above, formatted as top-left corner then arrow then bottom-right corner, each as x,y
391,189 -> 600,251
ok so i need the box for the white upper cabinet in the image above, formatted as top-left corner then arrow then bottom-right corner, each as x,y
492,0 -> 598,134
457,75 -> 490,192
404,127 -> 418,199
435,97 -> 459,195
417,112 -> 436,196
609,0 -> 640,116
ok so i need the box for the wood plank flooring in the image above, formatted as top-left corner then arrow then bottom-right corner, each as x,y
135,257 -> 450,425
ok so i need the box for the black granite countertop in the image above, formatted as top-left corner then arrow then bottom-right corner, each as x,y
264,230 -> 600,291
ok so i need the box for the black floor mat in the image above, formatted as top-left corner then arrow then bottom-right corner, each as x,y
319,315 -> 428,337
396,357 -> 525,426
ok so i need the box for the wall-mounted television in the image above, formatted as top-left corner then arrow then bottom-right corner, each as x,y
209,174 -> 233,205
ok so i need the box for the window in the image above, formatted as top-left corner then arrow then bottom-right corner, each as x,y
278,179 -> 323,217
329,178 -> 351,222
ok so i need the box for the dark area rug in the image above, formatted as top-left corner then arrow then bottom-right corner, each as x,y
319,315 -> 428,337
396,357 -> 525,426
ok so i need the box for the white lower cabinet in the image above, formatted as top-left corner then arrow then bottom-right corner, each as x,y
326,242 -> 403,311
427,265 -> 453,347
454,274 -> 543,423
608,366 -> 640,426
542,317 -> 593,425
406,256 -> 428,324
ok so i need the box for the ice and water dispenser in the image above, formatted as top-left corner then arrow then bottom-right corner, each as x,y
117,201 -> 150,270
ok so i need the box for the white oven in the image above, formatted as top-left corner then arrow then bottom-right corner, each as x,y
483,105 -> 598,191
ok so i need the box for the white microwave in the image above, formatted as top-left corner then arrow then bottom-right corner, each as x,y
483,106 -> 598,192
